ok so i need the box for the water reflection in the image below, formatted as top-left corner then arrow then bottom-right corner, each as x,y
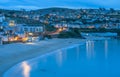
86,41 -> 95,59
76,45 -> 80,60
21,61 -> 31,77
5,39 -> 120,77
104,40 -> 108,59
56,50 -> 63,67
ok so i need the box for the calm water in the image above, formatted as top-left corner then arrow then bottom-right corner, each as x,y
4,39 -> 120,77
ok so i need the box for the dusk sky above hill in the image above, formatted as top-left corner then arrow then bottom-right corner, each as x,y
0,0 -> 119,10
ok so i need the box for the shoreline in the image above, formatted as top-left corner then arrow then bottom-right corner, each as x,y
0,38 -> 86,77
4,42 -> 85,77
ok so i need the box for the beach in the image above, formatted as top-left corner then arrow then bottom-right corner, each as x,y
0,38 -> 86,77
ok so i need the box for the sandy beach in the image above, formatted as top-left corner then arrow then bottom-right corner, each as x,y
0,38 -> 86,77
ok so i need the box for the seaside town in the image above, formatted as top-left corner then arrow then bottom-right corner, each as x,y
1,0 -> 120,77
0,7 -> 120,44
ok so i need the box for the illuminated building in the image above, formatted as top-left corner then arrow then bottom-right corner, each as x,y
9,20 -> 16,27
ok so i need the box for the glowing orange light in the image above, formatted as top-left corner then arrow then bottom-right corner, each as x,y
59,28 -> 63,32
22,37 -> 28,42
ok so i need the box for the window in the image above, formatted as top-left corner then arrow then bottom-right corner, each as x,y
24,28 -> 28,32
36,28 -> 39,32
33,28 -> 35,32
30,28 -> 33,32
40,27 -> 43,32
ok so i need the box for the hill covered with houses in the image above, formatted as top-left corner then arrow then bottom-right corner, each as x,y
0,7 -> 120,44
0,7 -> 120,29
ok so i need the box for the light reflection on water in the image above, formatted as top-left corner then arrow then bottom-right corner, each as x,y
86,40 -> 95,59
104,40 -> 108,59
4,39 -> 120,77
56,50 -> 63,67
76,45 -> 80,60
21,62 -> 31,77
86,40 -> 109,60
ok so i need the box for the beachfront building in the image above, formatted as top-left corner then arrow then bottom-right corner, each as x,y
19,24 -> 43,33
0,19 -> 44,43
17,24 -> 44,42
1,20 -> 17,33
1,23 -> 43,34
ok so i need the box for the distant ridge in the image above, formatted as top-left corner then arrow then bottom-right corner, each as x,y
0,7 -> 120,13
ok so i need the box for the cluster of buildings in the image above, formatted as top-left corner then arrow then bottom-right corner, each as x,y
53,23 -> 120,29
2,8 -> 120,30
0,14 -> 43,44
1,8 -> 120,44
17,8 -> 120,29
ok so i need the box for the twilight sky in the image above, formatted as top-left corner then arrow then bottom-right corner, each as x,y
0,0 -> 119,10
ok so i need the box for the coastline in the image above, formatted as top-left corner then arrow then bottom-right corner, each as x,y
0,38 -> 86,77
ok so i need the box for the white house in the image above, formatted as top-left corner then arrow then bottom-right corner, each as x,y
54,23 -> 68,28
67,24 -> 81,28
19,24 -> 43,33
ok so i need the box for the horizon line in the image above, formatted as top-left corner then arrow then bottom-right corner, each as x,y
0,6 -> 119,11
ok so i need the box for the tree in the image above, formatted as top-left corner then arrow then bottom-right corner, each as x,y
45,25 -> 56,31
